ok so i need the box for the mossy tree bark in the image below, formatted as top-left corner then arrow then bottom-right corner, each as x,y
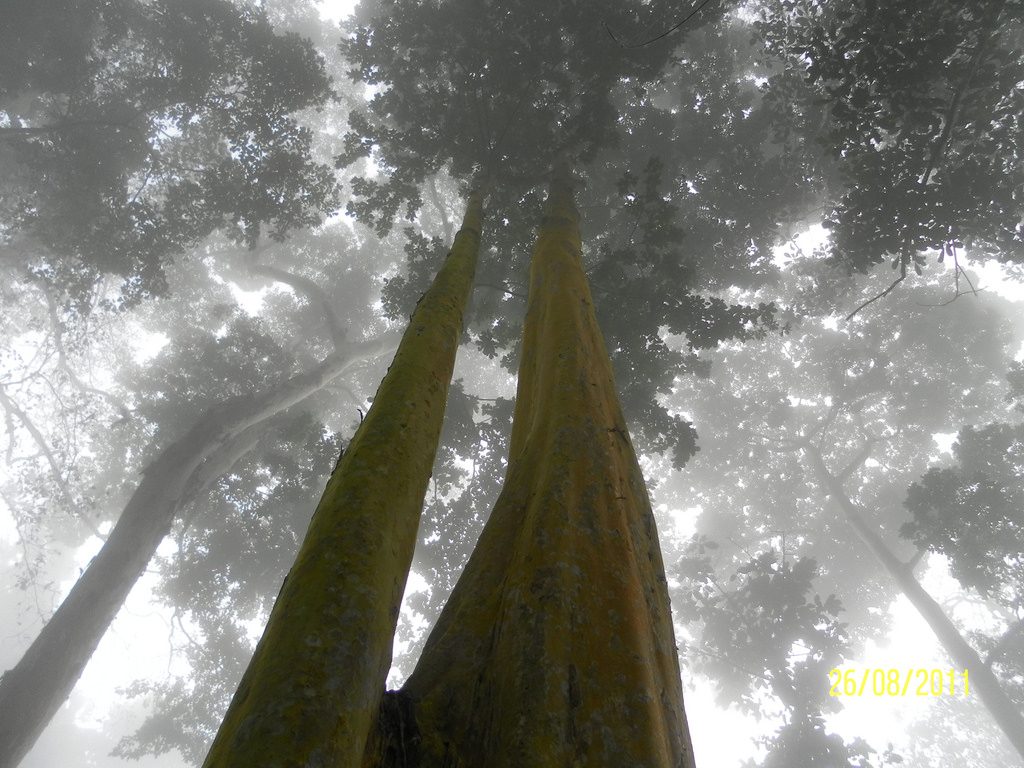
372,166 -> 696,768
202,193 -> 483,768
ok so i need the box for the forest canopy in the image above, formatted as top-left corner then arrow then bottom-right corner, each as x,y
1,1 -> 1022,767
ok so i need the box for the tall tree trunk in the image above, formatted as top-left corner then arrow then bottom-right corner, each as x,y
202,193 -> 483,768
0,337 -> 392,768
805,446 -> 1024,761
372,164 -> 696,768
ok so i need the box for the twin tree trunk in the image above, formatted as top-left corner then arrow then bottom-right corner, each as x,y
204,170 -> 696,767
805,446 -> 1024,761
392,168 -> 693,767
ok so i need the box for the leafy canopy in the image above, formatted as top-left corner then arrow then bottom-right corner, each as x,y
1,0 -> 339,309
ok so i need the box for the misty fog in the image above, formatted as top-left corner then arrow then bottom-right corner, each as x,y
1,0 -> 1023,766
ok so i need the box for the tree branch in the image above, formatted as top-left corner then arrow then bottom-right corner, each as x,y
836,438 -> 875,483
905,547 -> 927,573
41,288 -> 132,422
248,263 -> 347,352
0,384 -> 105,539
845,264 -> 906,321
0,384 -> 73,504
0,118 -> 143,140
807,402 -> 842,449
847,4 -> 1005,321
427,178 -> 454,242
919,0 -> 1006,186
603,0 -> 719,49
177,421 -> 268,533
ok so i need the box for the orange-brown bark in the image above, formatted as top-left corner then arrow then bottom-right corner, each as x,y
395,166 -> 696,768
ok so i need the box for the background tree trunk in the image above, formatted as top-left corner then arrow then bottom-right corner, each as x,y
0,335 -> 392,768
805,446 -> 1024,760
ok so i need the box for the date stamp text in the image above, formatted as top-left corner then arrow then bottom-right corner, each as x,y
828,668 -> 970,697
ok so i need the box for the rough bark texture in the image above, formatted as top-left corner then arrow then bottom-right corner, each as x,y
0,338 -> 391,768
389,168 -> 696,768
806,446 -> 1024,761
202,194 -> 483,768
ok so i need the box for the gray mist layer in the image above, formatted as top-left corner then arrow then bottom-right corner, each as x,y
1,0 -> 1022,767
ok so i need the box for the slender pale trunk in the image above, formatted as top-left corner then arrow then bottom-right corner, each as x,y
0,338 -> 391,768
805,446 -> 1024,761
202,193 -> 483,768
377,165 -> 695,767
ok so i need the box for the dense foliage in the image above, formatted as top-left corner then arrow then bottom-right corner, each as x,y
1,0 -> 339,309
0,1 -> 1022,766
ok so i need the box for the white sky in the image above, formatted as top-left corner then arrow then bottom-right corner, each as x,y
315,0 -> 357,22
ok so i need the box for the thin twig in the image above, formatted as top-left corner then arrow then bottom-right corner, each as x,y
847,3 -> 1004,319
845,267 -> 906,321
916,287 -> 987,308
919,0 -> 1006,186
0,384 -> 74,505
427,178 -> 454,242
41,288 -> 132,421
603,0 -> 719,49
